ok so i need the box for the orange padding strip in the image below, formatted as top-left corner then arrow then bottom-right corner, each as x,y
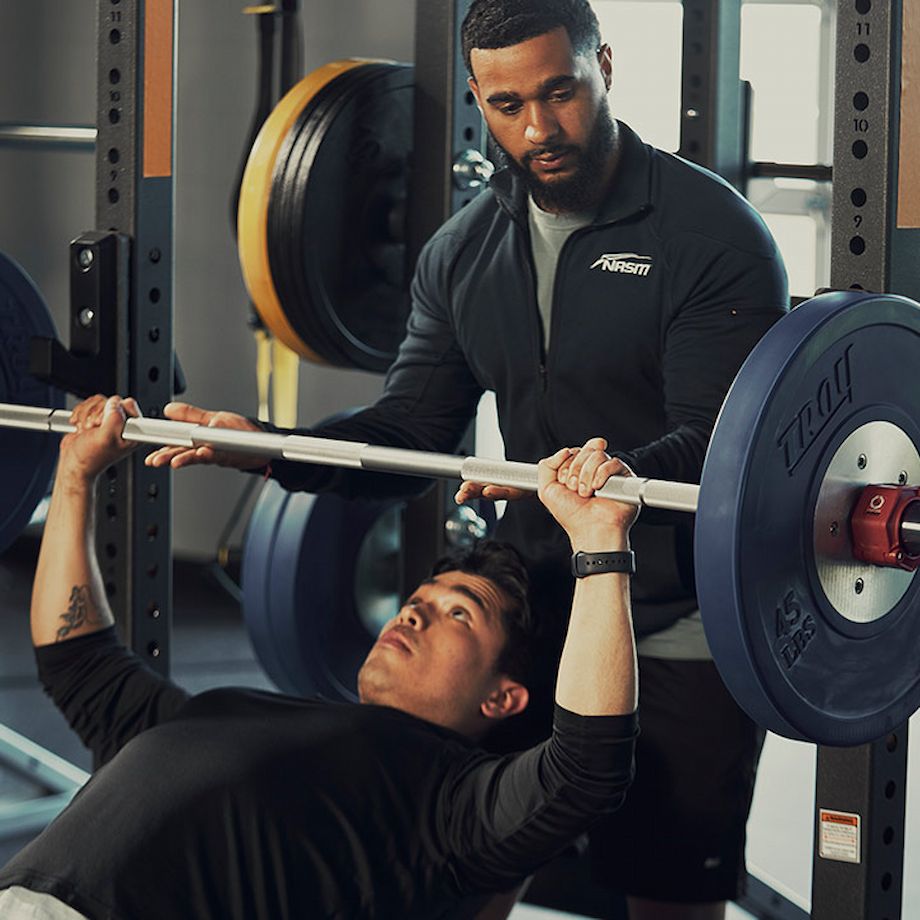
898,0 -> 920,228
143,0 -> 174,178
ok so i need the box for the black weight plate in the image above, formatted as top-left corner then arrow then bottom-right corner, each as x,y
0,252 -> 64,553
270,63 -> 414,372
269,63 -> 390,366
696,291 -> 920,745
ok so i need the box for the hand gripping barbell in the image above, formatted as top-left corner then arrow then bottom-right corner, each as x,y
2,290 -> 920,746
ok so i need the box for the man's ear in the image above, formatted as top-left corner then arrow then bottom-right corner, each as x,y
468,75 -> 485,114
480,679 -> 529,722
598,43 -> 613,92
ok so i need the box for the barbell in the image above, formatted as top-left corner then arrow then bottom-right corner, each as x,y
2,288 -> 920,746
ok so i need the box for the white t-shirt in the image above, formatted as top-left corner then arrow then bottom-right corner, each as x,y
527,196 -> 593,348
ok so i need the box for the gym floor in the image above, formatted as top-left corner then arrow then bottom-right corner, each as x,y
1,532 -> 917,919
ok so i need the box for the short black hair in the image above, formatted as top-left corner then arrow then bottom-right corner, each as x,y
461,0 -> 602,77
431,539 -> 534,686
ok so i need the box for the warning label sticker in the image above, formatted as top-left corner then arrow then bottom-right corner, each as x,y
818,809 -> 861,864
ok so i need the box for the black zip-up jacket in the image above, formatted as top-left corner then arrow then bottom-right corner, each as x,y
260,124 -> 789,636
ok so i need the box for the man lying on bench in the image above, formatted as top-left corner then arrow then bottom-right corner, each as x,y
0,394 -> 639,920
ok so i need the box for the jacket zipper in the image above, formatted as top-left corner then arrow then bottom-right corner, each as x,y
520,224 -> 549,392
534,222 -> 596,458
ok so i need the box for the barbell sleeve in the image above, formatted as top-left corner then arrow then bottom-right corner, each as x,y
0,401 -> 702,513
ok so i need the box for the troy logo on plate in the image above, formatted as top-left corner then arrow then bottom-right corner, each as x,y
589,252 -> 653,276
777,345 -> 853,474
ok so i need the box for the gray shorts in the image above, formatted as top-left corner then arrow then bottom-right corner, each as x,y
0,887 -> 88,919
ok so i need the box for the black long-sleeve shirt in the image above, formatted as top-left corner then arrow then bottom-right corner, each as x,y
0,629 -> 637,919
250,123 -> 788,636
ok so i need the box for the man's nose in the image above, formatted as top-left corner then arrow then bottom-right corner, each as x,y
397,602 -> 427,629
524,102 -> 560,146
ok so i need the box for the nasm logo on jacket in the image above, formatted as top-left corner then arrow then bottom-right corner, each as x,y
589,252 -> 653,276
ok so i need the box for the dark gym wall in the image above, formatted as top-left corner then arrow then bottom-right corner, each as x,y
0,0 -> 416,557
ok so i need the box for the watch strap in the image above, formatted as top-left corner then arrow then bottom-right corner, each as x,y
571,550 -> 636,578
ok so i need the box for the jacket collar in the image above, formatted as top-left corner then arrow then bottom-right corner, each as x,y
490,121 -> 653,227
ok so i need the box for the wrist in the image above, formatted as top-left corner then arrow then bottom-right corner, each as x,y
54,464 -> 97,495
569,529 -> 630,553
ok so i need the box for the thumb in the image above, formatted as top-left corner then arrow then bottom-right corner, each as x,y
164,401 -> 211,424
102,396 -> 127,433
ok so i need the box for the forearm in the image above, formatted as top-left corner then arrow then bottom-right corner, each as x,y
554,536 -> 637,717
31,470 -> 113,647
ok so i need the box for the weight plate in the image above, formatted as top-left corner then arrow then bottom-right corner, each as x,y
269,63 -> 395,367
241,477 -> 294,689
696,291 -> 920,745
0,252 -> 63,553
238,59 -> 368,364
242,480 -> 402,701
268,61 -> 414,372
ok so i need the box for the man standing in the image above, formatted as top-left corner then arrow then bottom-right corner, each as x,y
149,2 -> 788,916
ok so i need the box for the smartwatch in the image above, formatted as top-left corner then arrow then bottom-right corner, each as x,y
571,550 -> 636,578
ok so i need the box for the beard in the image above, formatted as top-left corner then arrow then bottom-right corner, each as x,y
493,104 -> 618,213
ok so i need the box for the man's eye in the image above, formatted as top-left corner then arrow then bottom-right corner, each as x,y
549,89 -> 574,103
450,608 -> 471,622
498,103 -> 522,116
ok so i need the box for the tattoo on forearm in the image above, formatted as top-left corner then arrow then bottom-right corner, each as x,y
56,585 -> 104,641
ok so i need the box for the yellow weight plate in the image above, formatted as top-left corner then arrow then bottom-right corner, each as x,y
237,59 -> 370,363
